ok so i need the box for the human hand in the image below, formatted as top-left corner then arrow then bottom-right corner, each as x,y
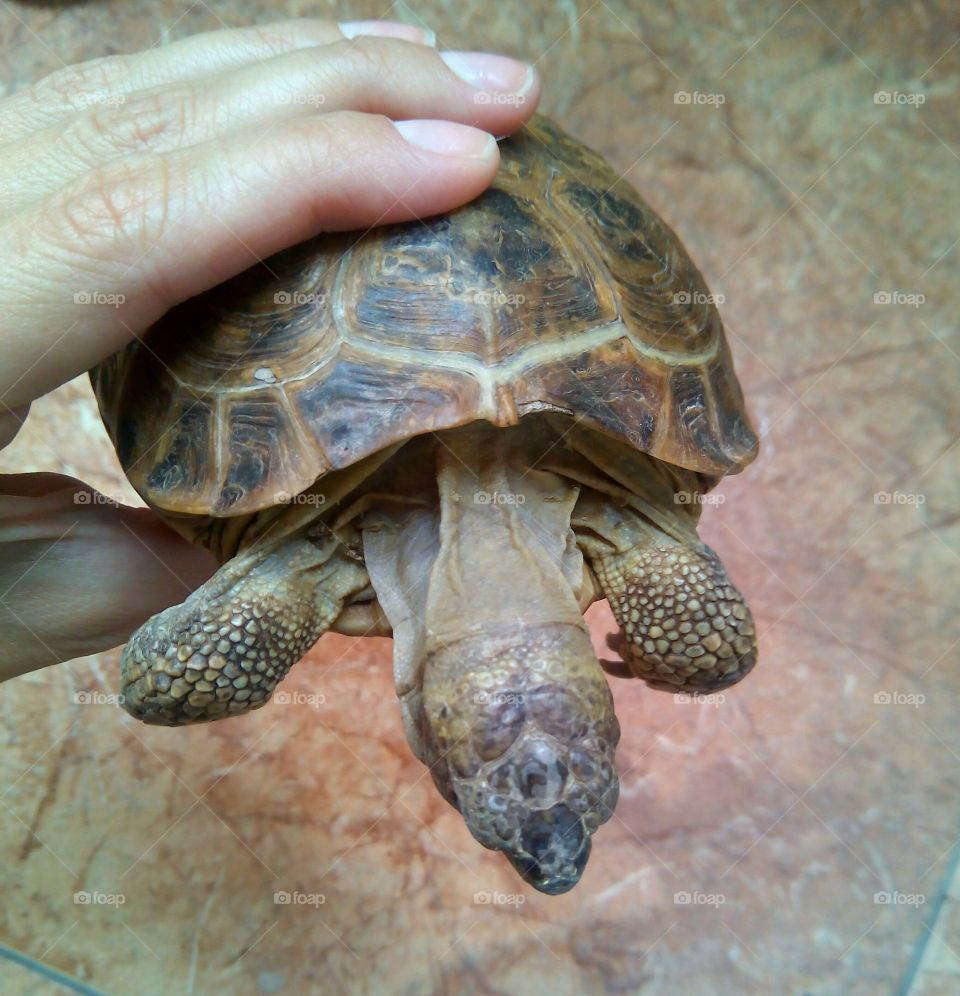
0,18 -> 540,680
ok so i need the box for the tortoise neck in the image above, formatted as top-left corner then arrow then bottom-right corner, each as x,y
423,423 -> 586,648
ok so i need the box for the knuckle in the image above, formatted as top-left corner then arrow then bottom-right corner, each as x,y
30,55 -> 130,107
78,85 -> 198,155
278,114 -> 339,176
247,19 -> 335,57
263,115 -> 357,226
329,35 -> 396,86
36,156 -> 173,261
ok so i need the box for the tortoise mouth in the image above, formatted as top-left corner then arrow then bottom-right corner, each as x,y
504,803 -> 592,895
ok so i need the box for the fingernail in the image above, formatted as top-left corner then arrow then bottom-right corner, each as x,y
393,119 -> 496,158
338,20 -> 436,46
441,51 -> 536,97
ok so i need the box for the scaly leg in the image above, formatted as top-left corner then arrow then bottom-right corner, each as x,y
120,529 -> 368,724
576,494 -> 757,692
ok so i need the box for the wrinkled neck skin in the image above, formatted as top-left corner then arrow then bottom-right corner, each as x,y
362,423 -> 620,895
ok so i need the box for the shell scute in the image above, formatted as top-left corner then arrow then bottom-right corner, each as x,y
92,114 -> 757,518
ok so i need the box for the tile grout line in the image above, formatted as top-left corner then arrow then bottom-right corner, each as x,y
899,834 -> 960,995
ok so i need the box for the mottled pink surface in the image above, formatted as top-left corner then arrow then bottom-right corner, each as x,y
1,1 -> 958,993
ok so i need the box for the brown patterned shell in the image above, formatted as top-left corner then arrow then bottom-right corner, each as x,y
92,114 -> 757,519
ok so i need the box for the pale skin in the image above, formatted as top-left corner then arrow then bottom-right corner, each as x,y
119,420 -> 757,893
0,19 -> 542,680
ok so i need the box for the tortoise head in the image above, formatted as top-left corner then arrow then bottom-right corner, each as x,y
422,626 -> 621,896
359,422 -> 621,895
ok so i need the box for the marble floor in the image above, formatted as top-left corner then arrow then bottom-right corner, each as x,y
1,1 -> 958,993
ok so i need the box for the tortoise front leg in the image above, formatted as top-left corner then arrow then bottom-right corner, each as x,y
120,529 -> 368,724
576,495 -> 757,693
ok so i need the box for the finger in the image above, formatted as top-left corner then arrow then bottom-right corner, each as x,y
0,19 -> 436,143
0,474 -> 216,682
3,39 -> 537,212
0,403 -> 29,451
1,110 -> 499,408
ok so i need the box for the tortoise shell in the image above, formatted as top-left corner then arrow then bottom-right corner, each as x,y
92,114 -> 757,519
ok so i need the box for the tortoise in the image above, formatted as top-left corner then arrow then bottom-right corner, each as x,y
91,113 -> 759,895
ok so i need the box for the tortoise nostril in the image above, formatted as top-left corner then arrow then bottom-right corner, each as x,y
516,741 -> 568,804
